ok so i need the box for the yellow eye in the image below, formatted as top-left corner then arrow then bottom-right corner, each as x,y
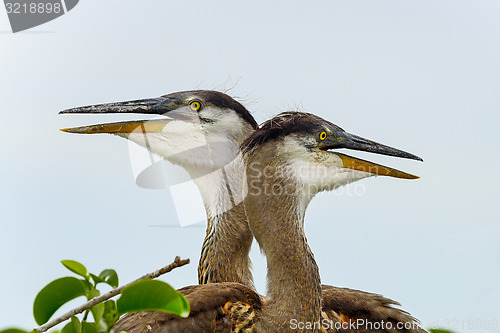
319,131 -> 327,141
190,101 -> 201,111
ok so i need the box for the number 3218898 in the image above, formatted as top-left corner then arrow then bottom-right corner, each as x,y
5,2 -> 62,14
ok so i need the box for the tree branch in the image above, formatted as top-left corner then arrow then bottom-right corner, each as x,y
33,256 -> 190,333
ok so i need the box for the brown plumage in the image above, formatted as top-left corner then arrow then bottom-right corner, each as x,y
114,285 -> 423,333
321,286 -> 423,333
114,283 -> 261,333
198,203 -> 254,288
61,94 -> 424,332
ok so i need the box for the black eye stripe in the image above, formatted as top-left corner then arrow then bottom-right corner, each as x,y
199,116 -> 214,123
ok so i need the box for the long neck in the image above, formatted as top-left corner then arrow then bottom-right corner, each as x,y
245,160 -> 322,331
198,203 -> 254,288
189,152 -> 255,288
121,122 -> 256,288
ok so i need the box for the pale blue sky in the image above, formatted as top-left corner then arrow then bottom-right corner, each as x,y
1,1 -> 499,332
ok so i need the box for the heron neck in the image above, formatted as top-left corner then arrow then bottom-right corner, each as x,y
191,154 -> 254,288
198,204 -> 254,288
245,171 -> 322,330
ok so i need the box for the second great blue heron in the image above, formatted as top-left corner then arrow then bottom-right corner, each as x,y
113,111 -> 424,332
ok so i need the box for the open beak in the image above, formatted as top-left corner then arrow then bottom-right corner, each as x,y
60,97 -> 183,115
61,119 -> 171,134
319,131 -> 423,179
60,96 -> 200,134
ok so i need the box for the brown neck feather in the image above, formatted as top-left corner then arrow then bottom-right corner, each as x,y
198,203 -> 254,288
191,123 -> 256,288
244,152 -> 323,331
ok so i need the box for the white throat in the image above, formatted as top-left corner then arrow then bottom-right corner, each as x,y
280,136 -> 373,215
121,119 -> 248,220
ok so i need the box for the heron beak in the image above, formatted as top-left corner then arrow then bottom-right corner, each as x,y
60,96 -> 201,134
59,97 -> 183,115
319,131 -> 422,179
61,119 -> 171,134
334,153 -> 419,179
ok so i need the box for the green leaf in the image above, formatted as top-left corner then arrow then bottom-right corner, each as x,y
91,301 -> 105,325
80,279 -> 92,292
87,289 -> 100,300
0,329 -> 28,333
90,269 -> 119,288
61,317 -> 81,333
102,300 -> 118,327
60,326 -> 74,333
61,260 -> 88,278
59,318 -> 97,333
83,288 -> 104,324
116,280 -> 189,318
99,269 -> 119,288
80,323 -> 99,333
33,277 -> 87,325
89,273 -> 104,286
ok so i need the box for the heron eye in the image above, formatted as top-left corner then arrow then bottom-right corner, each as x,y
319,131 -> 327,141
190,101 -> 201,111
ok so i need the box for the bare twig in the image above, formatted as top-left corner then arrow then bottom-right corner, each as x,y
34,256 -> 190,333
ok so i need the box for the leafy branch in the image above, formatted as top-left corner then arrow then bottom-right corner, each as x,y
34,256 -> 189,333
1,257 -> 190,333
